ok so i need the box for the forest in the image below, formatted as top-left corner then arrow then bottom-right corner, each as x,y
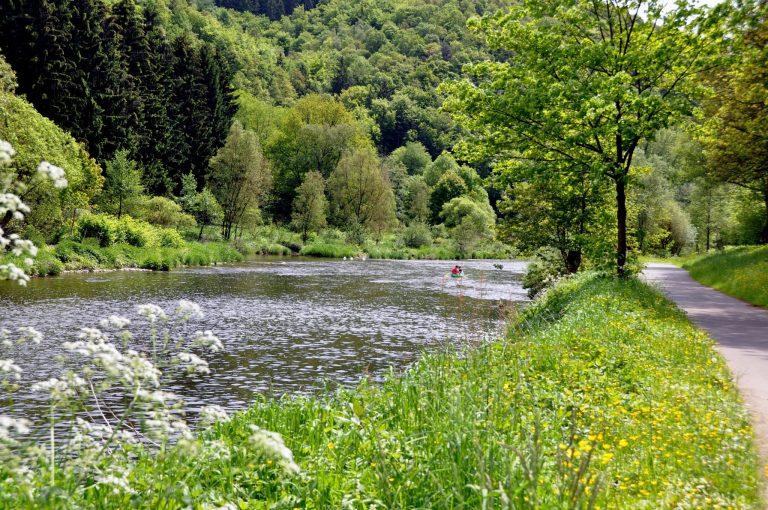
1,0 -> 767,277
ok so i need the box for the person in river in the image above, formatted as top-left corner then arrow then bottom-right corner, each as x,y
451,265 -> 463,276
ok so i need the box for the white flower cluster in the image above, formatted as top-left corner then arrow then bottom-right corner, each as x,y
176,300 -> 203,321
176,352 -> 210,375
94,466 -> 135,495
0,140 -> 67,287
138,304 -> 168,323
249,425 -> 300,475
0,140 -> 15,164
198,405 -> 229,428
192,330 -> 223,352
36,161 -> 67,189
99,315 -> 131,330
0,416 -> 31,441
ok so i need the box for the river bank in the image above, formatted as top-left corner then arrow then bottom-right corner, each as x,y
2,272 -> 760,508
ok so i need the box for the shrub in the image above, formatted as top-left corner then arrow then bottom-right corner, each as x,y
118,216 -> 158,247
522,246 -> 567,299
76,213 -> 120,247
400,222 -> 432,248
159,228 -> 185,248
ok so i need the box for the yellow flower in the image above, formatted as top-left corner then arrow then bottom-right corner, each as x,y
619,439 -> 629,448
327,441 -> 336,450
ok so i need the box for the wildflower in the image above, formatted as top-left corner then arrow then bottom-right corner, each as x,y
199,405 -> 229,427
0,140 -> 15,163
192,330 -> 223,352
36,161 -> 68,188
0,416 -> 32,439
137,304 -> 168,323
99,315 -> 131,330
249,425 -> 300,475
175,300 -> 203,321
177,352 -> 211,375
0,359 -> 22,380
95,468 -> 136,495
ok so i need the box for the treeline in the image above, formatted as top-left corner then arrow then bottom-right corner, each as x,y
214,0 -> 319,20
0,0 -> 237,195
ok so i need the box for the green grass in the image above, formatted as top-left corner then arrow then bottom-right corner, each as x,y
684,246 -> 768,308
8,273 -> 760,509
1,239 -> 244,274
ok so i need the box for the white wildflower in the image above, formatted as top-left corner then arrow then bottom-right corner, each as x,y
175,300 -> 203,321
36,161 -> 68,189
95,467 -> 135,495
198,405 -> 229,428
0,263 -> 30,286
17,326 -> 43,345
0,359 -> 22,380
0,416 -> 32,441
99,315 -> 131,330
192,330 -> 223,352
137,304 -> 168,323
201,503 -> 238,510
176,352 -> 210,375
78,327 -> 109,343
0,140 -> 15,164
249,425 -> 300,474
31,374 -> 87,400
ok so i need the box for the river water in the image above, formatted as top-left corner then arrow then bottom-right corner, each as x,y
0,258 -> 527,416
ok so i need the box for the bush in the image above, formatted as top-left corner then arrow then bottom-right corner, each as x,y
522,246 -> 567,299
158,228 -> 185,248
76,213 -> 119,247
400,223 -> 432,248
118,216 -> 158,247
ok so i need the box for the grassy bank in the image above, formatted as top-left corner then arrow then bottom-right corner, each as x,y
1,239 -> 243,275
11,274 -> 760,509
683,246 -> 768,308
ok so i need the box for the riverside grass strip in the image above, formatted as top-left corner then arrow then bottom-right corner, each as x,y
685,246 -> 768,308
2,274 -> 761,509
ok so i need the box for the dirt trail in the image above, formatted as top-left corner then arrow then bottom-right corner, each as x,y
643,263 -> 768,475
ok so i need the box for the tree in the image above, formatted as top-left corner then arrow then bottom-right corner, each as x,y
179,173 -> 224,241
328,148 -> 396,237
101,150 -> 143,219
443,0 -> 727,274
208,122 -> 272,241
498,162 -> 611,273
440,196 -> 496,257
702,2 -> 768,242
429,170 -> 467,223
291,170 -> 327,242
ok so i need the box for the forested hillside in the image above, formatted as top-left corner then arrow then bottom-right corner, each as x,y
1,0 -> 766,274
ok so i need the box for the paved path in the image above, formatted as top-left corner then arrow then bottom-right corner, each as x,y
643,263 -> 768,464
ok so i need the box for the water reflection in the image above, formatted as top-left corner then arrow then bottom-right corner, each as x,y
0,258 -> 527,415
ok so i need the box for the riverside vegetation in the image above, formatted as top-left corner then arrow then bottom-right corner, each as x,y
683,246 -> 768,308
0,273 -> 761,508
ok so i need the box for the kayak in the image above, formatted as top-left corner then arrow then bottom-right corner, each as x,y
450,273 -> 463,279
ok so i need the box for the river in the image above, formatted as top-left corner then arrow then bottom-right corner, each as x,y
0,258 -> 527,416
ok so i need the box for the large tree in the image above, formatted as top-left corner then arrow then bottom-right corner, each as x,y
443,0 -> 727,274
208,121 -> 272,240
702,1 -> 768,243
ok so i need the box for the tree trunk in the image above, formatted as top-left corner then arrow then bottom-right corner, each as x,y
198,224 -> 204,241
565,249 -> 582,274
616,177 -> 627,276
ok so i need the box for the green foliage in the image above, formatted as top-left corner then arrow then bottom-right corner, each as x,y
0,52 -> 17,92
291,170 -> 327,242
328,148 -> 396,235
700,2 -> 768,243
0,91 -> 104,232
400,222 -> 432,249
75,213 -> 188,249
443,0 -> 729,273
137,196 -> 196,228
685,245 -> 768,308
521,246 -> 568,299
389,141 -> 431,175
208,121 -> 272,240
428,170 -> 467,222
439,195 -> 496,256
8,274 -> 757,508
300,242 -> 359,258
100,150 -> 144,219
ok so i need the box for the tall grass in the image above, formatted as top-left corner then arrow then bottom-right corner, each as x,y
7,274 -> 758,509
684,246 -> 768,308
0,240 -> 244,274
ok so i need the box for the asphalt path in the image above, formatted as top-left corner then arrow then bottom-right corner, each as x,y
643,263 -> 768,467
